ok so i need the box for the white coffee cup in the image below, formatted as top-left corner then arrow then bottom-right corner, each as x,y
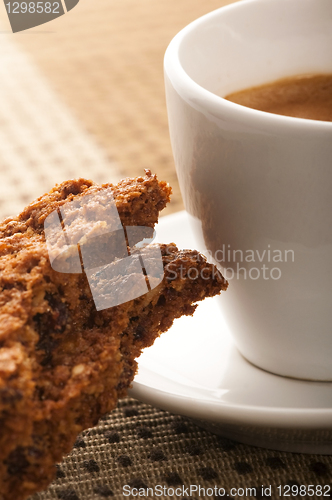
164,0 -> 332,380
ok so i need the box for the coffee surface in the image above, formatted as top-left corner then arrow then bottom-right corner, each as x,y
224,74 -> 332,122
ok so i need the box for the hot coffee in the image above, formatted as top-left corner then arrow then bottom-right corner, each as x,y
224,74 -> 332,121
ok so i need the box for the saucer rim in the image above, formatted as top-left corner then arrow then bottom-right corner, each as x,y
129,211 -> 332,433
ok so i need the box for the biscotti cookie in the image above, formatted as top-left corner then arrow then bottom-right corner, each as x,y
0,171 -> 227,500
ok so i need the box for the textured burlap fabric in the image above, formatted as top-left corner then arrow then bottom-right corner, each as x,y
0,23 -> 121,220
0,0 -> 238,215
30,398 -> 332,500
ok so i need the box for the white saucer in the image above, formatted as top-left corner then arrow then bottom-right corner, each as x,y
129,211 -> 332,454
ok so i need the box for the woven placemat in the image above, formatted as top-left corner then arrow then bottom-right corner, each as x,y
0,24 -> 121,220
30,398 -> 332,500
0,0 -> 238,214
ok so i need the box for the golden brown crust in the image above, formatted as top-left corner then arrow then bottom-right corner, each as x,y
0,169 -> 171,238
0,172 -> 227,500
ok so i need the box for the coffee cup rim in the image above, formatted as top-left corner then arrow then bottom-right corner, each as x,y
164,0 -> 332,131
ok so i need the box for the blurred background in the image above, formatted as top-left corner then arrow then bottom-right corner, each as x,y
0,0 -> 235,219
